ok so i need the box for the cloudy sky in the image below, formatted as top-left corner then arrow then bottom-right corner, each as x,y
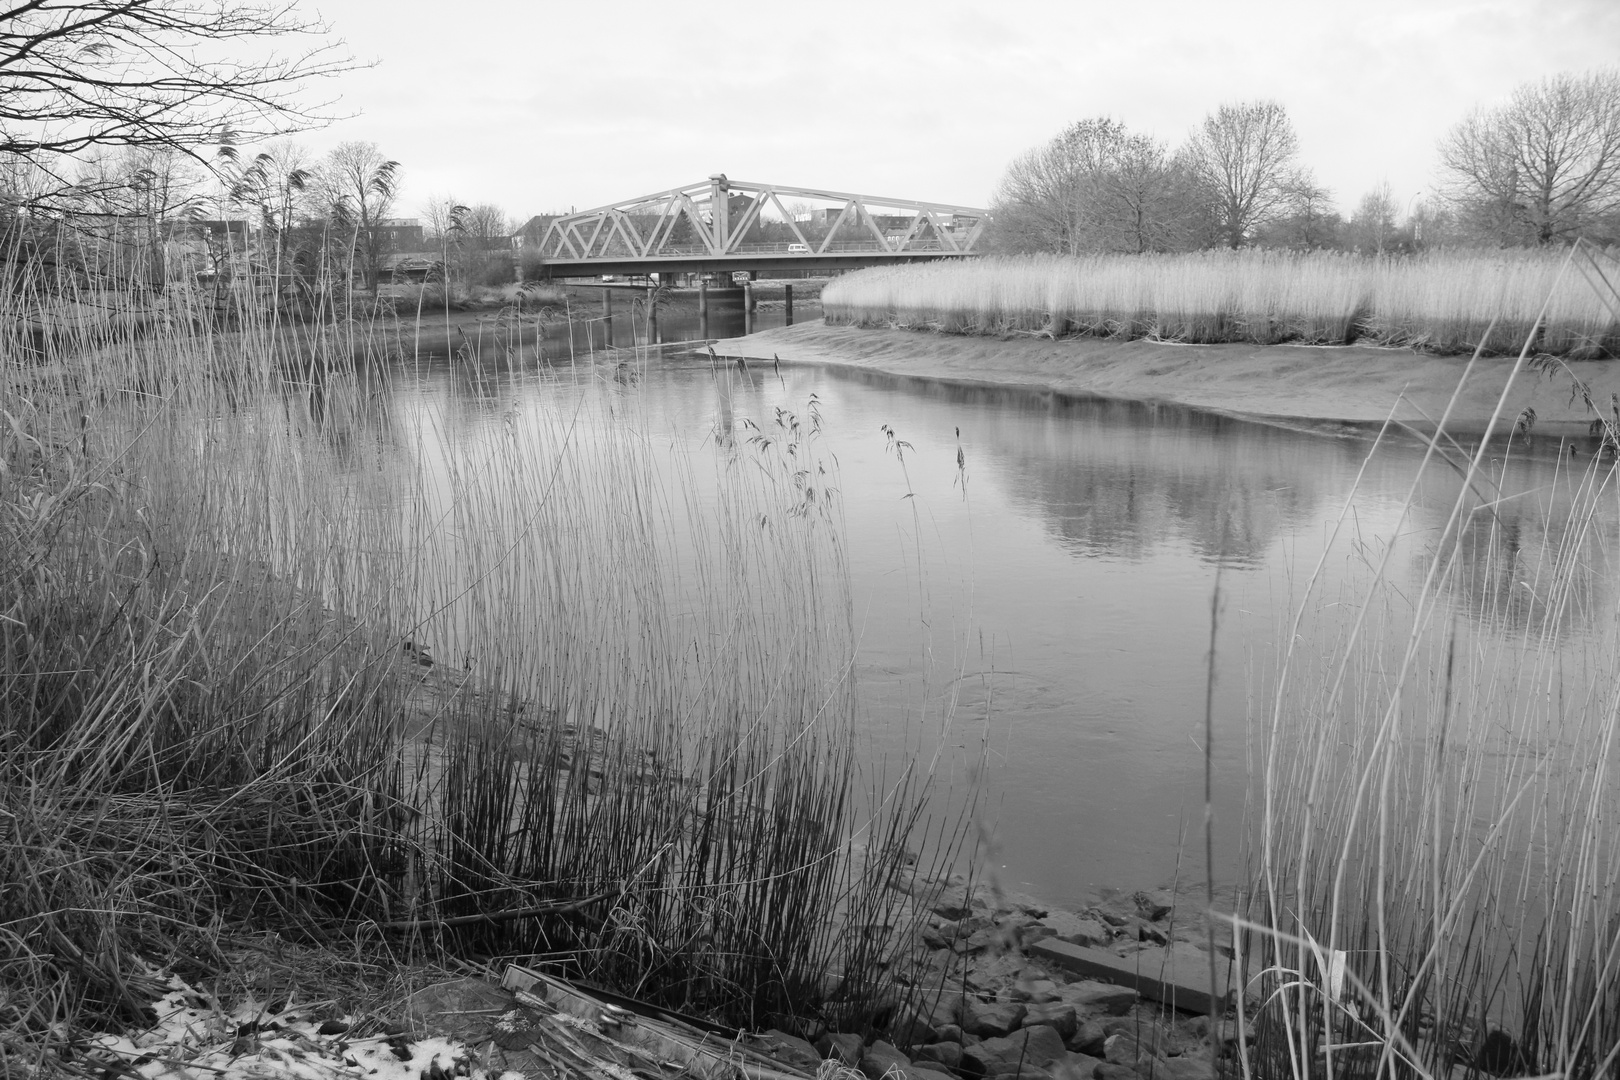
301,0 -> 1620,226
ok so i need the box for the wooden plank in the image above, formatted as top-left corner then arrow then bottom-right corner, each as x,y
1029,939 -> 1237,1015
501,965 -> 813,1080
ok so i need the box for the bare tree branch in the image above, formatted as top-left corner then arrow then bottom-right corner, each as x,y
0,0 -> 359,162
1437,67 -> 1620,245
1183,100 -> 1300,248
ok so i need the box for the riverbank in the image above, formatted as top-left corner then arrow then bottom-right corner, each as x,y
710,322 -> 1620,437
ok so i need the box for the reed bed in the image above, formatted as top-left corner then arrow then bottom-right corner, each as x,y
0,221 -> 964,1051
823,251 -> 1620,357
1237,324 -> 1620,1080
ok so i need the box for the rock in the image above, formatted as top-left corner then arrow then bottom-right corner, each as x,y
756,1030 -> 823,1072
1021,924 -> 1058,946
818,1032 -> 865,1066
1088,906 -> 1132,929
933,881 -> 981,920
1101,1017 -> 1182,1056
963,1025 -> 1068,1078
968,954 -> 1036,995
886,1006 -> 939,1050
1126,918 -> 1170,946
922,923 -> 953,950
1093,1064 -> 1139,1080
1067,1019 -> 1107,1056
1162,1056 -> 1216,1080
925,996 -> 963,1028
914,1043 -> 965,1070
1052,1053 -> 1103,1080
942,916 -> 994,939
1132,890 -> 1175,923
911,1068 -> 961,1080
934,1023 -> 965,1044
995,891 -> 1050,918
1011,978 -> 1062,1004
1476,1030 -> 1525,1077
861,1041 -> 912,1080
960,999 -> 1027,1038
1037,912 -> 1112,948
1056,981 -> 1138,1017
1102,1033 -> 1169,1072
1020,1003 -> 1078,1042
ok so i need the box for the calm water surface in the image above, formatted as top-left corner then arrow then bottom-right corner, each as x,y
384,341 -> 1614,909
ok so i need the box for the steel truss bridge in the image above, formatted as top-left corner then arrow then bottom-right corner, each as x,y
532,175 -> 989,279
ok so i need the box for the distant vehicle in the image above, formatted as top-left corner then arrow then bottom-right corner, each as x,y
787,243 -> 811,254
601,274 -> 617,282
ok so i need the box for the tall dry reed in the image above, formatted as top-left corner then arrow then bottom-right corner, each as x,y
0,213 -> 964,1047
1236,268 -> 1620,1080
823,251 -> 1619,357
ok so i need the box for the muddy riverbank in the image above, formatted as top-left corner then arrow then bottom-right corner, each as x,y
709,322 -> 1620,437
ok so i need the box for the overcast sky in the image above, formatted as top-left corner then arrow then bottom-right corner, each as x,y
300,0 -> 1620,226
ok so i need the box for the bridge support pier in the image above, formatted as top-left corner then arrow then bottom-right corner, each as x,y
647,285 -> 659,344
743,281 -> 753,336
784,284 -> 793,327
698,281 -> 708,340
602,290 -> 613,348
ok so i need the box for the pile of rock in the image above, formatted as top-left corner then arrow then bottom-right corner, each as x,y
751,876 -> 1248,1080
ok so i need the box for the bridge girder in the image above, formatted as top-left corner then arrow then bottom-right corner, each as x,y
534,176 -> 989,268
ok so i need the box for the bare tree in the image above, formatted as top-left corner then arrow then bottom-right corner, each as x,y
1110,133 -> 1195,254
1183,100 -> 1301,248
1437,68 -> 1620,245
314,141 -> 399,290
0,0 -> 354,170
990,118 -> 1192,254
1349,181 -> 1399,254
1266,170 -> 1339,250
459,204 -> 510,249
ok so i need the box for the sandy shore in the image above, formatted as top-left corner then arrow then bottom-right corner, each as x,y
709,323 -> 1620,437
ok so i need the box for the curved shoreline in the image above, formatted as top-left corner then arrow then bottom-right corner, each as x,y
709,322 -> 1620,438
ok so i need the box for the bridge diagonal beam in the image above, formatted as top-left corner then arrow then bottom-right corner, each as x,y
815,201 -> 856,256
895,210 -> 927,250
724,188 -> 771,254
581,215 -> 608,257
610,210 -> 643,256
852,199 -> 894,252
765,191 -> 812,248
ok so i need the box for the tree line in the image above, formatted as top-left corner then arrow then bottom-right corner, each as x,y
989,68 -> 1620,256
0,139 -> 523,310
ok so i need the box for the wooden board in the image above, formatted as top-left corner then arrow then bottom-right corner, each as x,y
1028,939 -> 1236,1015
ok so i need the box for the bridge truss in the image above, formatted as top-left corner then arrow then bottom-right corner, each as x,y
534,175 -> 988,271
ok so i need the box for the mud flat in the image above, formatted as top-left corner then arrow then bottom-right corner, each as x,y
712,323 -> 1620,437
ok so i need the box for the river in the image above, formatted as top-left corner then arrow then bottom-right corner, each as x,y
376,307 -> 1616,910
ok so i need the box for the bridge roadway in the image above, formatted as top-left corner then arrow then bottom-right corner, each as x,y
539,247 -> 953,280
